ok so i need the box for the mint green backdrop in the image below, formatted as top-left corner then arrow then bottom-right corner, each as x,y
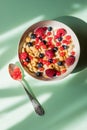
0,0 -> 87,130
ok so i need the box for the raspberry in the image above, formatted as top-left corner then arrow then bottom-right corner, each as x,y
65,56 -> 75,66
57,28 -> 67,36
45,49 -> 54,59
65,35 -> 71,40
19,52 -> 28,60
56,71 -> 61,76
34,27 -> 46,37
11,67 -> 22,80
45,69 -> 57,78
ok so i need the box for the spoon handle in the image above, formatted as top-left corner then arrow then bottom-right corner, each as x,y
20,81 -> 45,116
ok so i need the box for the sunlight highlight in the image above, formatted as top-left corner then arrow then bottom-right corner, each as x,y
0,15 -> 44,42
0,93 -> 52,130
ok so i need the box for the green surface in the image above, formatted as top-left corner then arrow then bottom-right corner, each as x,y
0,0 -> 87,130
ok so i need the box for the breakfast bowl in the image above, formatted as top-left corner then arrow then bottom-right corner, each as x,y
18,20 -> 80,81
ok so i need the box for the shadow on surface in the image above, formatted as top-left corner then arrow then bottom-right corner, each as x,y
8,68 -> 87,130
55,16 -> 87,73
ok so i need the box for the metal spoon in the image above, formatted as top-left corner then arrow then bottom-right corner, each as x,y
8,63 -> 45,116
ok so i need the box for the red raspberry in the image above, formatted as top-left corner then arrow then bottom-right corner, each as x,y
47,31 -> 51,36
71,51 -> 75,56
45,49 -> 54,59
65,35 -> 71,40
56,71 -> 61,76
34,27 -> 46,37
11,67 -> 22,80
57,28 -> 67,36
56,42 -> 61,46
47,37 -> 52,42
19,52 -> 28,60
45,69 -> 57,78
65,56 -> 75,66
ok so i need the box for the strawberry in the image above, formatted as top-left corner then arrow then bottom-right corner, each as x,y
65,56 -> 75,66
45,69 -> 57,78
45,49 -> 54,59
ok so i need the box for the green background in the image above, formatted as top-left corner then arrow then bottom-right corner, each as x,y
0,0 -> 87,130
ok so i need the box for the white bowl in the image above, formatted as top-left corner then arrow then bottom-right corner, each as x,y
18,20 -> 80,81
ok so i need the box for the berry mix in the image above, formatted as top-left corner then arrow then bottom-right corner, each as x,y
19,26 -> 76,79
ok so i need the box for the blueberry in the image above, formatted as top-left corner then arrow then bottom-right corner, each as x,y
62,45 -> 68,49
39,53 -> 44,58
37,62 -> 43,68
53,47 -> 58,52
57,61 -> 63,66
42,40 -> 47,45
36,72 -> 42,77
48,26 -> 52,31
31,33 -> 36,39
48,59 -> 53,63
25,57 -> 30,62
58,37 -> 63,41
27,42 -> 33,47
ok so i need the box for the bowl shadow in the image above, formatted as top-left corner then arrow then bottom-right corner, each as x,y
54,16 -> 87,73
